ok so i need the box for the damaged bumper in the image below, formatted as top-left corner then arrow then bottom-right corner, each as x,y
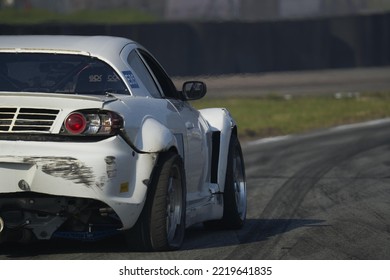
0,136 -> 156,241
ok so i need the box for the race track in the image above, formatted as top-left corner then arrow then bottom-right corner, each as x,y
1,119 -> 389,259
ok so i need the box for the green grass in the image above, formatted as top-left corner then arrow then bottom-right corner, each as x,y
191,92 -> 390,140
0,8 -> 157,24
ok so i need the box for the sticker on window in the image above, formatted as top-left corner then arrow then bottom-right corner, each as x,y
122,70 -> 139,89
89,74 -> 102,82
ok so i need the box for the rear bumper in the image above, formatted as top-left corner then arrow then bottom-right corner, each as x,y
0,136 -> 156,230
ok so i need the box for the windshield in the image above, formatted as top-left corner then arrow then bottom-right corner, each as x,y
0,53 -> 129,95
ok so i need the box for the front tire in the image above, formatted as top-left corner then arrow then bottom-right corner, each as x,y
125,151 -> 186,251
205,134 -> 247,229
223,134 -> 247,228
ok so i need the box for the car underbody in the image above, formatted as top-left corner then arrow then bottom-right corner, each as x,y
0,193 -> 122,243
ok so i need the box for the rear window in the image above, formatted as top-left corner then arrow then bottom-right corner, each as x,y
0,53 -> 129,95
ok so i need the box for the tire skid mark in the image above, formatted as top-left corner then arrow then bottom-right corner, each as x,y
228,134 -> 390,259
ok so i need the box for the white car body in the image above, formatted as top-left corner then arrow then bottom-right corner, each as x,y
0,36 -> 246,250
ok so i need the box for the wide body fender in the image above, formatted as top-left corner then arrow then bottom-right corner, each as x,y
105,97 -> 181,156
199,108 -> 236,193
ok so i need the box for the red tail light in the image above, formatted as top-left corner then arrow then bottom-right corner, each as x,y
63,110 -> 123,136
65,113 -> 87,135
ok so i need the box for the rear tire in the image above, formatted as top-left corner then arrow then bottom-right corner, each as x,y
125,151 -> 186,251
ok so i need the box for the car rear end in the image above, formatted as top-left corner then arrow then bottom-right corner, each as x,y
0,92 -> 157,243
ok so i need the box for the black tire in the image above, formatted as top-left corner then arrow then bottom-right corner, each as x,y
205,134 -> 247,229
125,151 -> 186,251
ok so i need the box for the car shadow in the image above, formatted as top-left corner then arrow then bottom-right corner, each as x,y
0,218 -> 326,259
181,218 -> 327,250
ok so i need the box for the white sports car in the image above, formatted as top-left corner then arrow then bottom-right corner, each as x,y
0,35 -> 246,251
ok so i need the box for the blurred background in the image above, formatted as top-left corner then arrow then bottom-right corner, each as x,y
1,0 -> 390,139
1,0 -> 390,76
2,0 -> 390,20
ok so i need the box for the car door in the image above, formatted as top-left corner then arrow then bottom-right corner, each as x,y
136,49 -> 210,200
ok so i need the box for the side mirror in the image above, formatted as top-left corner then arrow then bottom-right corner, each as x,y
181,81 -> 207,101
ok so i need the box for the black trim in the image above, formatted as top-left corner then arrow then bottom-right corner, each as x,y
210,131 -> 220,184
0,133 -> 111,142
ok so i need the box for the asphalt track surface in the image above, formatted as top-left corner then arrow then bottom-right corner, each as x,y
1,67 -> 389,259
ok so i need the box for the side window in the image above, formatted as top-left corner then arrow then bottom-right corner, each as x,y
137,50 -> 179,99
127,50 -> 161,98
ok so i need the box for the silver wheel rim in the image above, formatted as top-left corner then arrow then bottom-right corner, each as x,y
233,147 -> 246,220
166,165 -> 182,243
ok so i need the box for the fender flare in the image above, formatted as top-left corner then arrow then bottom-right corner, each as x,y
199,108 -> 236,192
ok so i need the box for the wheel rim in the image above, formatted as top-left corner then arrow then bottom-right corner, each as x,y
233,147 -> 246,220
166,165 -> 183,243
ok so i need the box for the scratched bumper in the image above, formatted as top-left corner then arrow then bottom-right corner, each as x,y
0,136 -> 156,229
